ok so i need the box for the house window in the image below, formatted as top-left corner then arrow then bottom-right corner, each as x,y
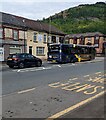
79,36 -> 85,45
44,34 -> 47,43
73,37 -> 77,44
56,36 -> 59,43
65,39 -> 69,44
94,36 -> 99,47
51,36 -> 56,43
38,34 -> 43,42
87,37 -> 92,42
36,47 -> 45,56
33,33 -> 37,42
59,37 -> 64,43
48,35 -> 51,43
0,28 -> 3,38
13,30 -> 18,40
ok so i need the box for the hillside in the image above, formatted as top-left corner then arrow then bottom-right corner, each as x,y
42,2 -> 106,34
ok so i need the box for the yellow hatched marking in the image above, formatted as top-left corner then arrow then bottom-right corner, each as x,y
62,83 -> 80,91
95,72 -> 101,75
84,75 -> 90,77
48,82 -> 70,88
84,86 -> 104,95
76,85 -> 95,92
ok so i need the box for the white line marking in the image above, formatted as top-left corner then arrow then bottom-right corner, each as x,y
12,69 -> 19,72
17,70 -> 21,72
1,92 -> 18,98
47,90 -> 105,119
72,63 -> 76,66
42,67 -> 46,69
1,88 -> 36,97
45,67 -> 52,70
36,68 -> 44,71
18,88 -> 35,94
30,69 -> 36,71
52,65 -> 61,67
52,65 -> 59,67
13,67 -> 52,72
58,65 -> 61,67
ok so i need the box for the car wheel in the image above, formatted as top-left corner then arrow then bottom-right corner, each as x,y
36,61 -> 42,67
18,62 -> 24,69
9,65 -> 14,68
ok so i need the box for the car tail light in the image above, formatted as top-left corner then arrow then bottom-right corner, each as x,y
12,58 -> 19,61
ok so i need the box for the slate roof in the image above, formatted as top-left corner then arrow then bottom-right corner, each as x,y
65,32 -> 104,39
0,12 -> 65,36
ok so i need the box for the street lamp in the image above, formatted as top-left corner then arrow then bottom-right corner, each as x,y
23,19 -> 26,53
24,29 -> 26,53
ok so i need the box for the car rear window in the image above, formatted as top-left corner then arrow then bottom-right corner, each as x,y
19,54 -> 26,58
8,54 -> 17,58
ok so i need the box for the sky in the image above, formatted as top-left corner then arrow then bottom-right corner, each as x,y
0,0 -> 105,20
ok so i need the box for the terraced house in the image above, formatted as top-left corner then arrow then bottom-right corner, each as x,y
0,12 -> 65,61
65,32 -> 106,56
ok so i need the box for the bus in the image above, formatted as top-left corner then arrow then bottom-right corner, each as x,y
47,43 -> 96,63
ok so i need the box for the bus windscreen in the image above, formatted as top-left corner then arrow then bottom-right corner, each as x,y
48,45 -> 60,52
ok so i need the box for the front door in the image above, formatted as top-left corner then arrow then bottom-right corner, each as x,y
29,46 -> 32,55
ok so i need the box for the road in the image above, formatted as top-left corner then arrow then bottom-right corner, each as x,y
1,58 -> 105,119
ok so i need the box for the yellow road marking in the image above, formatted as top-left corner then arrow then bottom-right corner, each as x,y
71,78 -> 78,80
18,88 -> 35,94
76,85 -> 95,92
84,75 -> 89,77
84,86 -> 104,95
88,77 -> 105,84
48,82 -> 70,88
62,83 -> 80,90
47,90 -> 105,119
88,77 -> 101,82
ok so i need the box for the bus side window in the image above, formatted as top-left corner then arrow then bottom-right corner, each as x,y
81,48 -> 85,54
89,48 -> 92,54
62,46 -> 66,54
81,48 -> 88,54
75,47 -> 80,54
62,45 -> 70,55
85,48 -> 89,54
70,48 -> 75,54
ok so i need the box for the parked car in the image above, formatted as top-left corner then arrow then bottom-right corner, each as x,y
6,53 -> 42,69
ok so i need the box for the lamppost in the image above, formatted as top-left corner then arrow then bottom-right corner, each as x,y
23,19 -> 26,53
24,28 -> 26,53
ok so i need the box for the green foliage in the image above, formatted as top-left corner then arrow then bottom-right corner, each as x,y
42,2 -> 106,34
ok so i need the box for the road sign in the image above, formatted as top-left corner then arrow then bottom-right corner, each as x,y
0,47 -> 4,61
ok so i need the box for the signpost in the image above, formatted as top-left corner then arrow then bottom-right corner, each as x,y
0,47 -> 4,61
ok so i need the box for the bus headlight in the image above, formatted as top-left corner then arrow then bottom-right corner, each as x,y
49,55 -> 52,58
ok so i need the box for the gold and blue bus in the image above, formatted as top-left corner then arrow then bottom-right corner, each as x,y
47,43 -> 96,63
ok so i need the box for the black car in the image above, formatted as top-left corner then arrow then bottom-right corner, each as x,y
6,53 -> 42,68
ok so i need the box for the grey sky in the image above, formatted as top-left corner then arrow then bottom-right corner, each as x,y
0,0 -> 105,20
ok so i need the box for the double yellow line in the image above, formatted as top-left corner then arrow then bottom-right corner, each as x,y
47,90 -> 105,119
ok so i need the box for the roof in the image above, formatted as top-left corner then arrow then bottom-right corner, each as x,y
65,32 -> 104,39
0,12 -> 65,36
